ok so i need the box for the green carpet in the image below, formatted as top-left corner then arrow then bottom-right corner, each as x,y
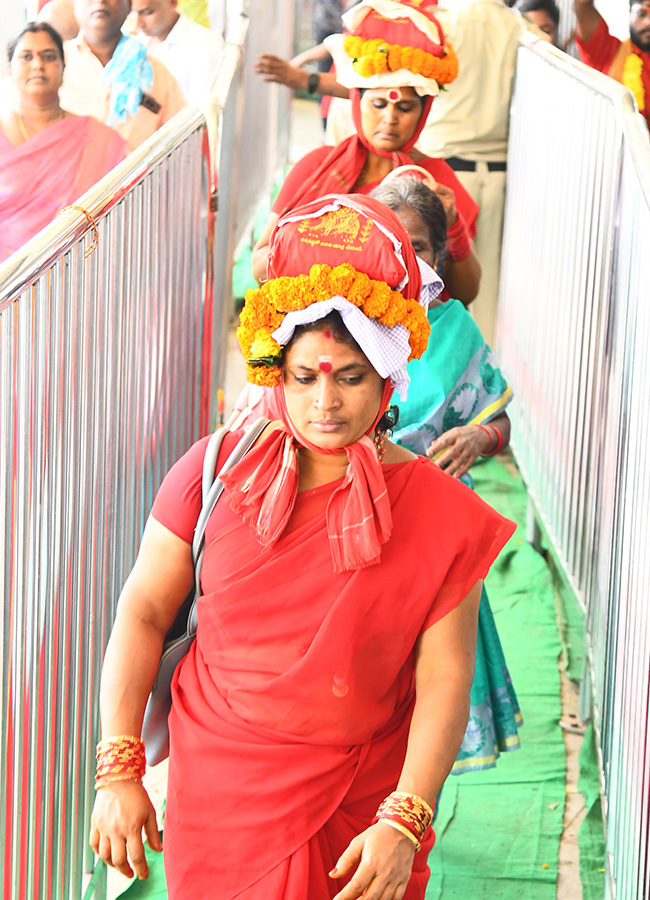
426,456 -> 566,899
119,455 -> 595,899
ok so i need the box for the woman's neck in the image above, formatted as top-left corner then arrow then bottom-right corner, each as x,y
355,149 -> 397,189
16,96 -> 64,137
297,446 -> 350,492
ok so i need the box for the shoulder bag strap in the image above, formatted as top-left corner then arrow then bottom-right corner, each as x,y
187,417 -> 270,630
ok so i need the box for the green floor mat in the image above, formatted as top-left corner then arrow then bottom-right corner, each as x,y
426,456 -> 566,899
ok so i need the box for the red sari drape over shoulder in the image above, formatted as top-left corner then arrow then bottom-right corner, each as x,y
0,115 -> 125,262
151,431 -> 514,899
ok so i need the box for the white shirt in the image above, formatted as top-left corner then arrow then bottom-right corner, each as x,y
418,0 -> 547,162
140,12 -> 223,107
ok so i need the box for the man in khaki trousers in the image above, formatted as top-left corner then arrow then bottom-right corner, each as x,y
418,0 -> 548,346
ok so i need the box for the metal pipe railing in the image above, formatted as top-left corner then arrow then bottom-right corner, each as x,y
498,34 -> 650,900
0,108 -> 214,898
0,1 -> 295,893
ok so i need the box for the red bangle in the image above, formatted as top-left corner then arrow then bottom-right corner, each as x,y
484,424 -> 504,455
446,214 -> 472,262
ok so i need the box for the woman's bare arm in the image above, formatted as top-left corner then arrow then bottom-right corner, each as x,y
254,55 -> 350,98
90,518 -> 194,881
428,410 -> 511,478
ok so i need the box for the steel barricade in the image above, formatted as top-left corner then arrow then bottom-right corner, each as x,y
0,108 -> 214,899
207,2 -> 294,417
497,35 -> 650,900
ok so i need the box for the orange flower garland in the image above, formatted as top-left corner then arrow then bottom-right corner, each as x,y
238,263 -> 430,388
344,35 -> 459,86
623,52 -> 645,113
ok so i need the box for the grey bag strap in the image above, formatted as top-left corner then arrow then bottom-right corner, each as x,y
188,417 -> 270,630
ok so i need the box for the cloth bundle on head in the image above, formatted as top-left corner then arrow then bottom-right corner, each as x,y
333,0 -> 459,97
239,193 -> 432,399
223,194 -> 439,574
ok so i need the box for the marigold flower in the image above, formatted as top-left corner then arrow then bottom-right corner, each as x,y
379,296 -> 409,328
237,265 -> 430,386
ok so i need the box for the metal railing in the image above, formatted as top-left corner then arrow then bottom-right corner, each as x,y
207,1 -> 294,411
497,35 -> 650,900
0,109 -> 214,899
0,3 -> 294,894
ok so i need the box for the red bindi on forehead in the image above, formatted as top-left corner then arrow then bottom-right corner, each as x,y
319,361 -> 333,373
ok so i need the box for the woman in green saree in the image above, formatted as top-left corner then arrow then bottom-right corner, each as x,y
373,175 -> 522,776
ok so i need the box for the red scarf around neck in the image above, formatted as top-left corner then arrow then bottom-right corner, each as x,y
220,380 -> 395,573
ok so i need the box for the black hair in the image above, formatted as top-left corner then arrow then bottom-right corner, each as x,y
7,21 -> 65,65
516,0 -> 560,28
371,177 -> 448,270
284,310 -> 398,434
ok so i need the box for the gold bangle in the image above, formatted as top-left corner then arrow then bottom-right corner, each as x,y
378,818 -> 421,852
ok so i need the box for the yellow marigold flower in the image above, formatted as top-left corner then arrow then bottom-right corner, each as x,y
438,47 -> 459,84
357,57 -> 375,78
421,55 -> 434,79
249,331 -> 282,360
401,46 -> 413,69
388,45 -> 402,72
347,272 -> 373,306
623,52 -> 645,111
363,282 -> 393,318
408,320 -> 430,360
344,35 -> 363,59
247,363 -> 282,388
330,263 -> 357,296
412,48 -> 425,73
379,295 -> 409,328
373,50 -> 388,74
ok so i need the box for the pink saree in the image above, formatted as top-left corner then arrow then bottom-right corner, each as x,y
0,115 -> 125,262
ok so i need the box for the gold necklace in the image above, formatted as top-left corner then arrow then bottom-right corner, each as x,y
15,108 -> 64,142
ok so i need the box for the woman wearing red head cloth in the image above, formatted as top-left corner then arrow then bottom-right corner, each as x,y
253,0 -> 481,306
90,195 -> 514,899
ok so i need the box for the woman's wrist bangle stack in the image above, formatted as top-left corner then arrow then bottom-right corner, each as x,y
472,423 -> 504,457
307,72 -> 320,94
446,214 -> 472,262
95,734 -> 146,790
372,791 -> 434,853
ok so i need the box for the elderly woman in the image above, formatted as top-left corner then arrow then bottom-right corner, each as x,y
90,194 -> 514,899
373,175 -> 522,774
253,0 -> 481,306
0,21 -> 125,263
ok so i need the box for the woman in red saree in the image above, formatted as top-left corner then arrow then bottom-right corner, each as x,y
0,22 -> 125,263
90,194 -> 515,899
252,0 -> 481,306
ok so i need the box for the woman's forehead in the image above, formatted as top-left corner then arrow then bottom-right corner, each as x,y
285,330 -> 369,364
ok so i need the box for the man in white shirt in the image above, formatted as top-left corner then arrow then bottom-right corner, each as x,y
62,0 -> 185,153
418,0 -> 548,345
133,0 -> 224,106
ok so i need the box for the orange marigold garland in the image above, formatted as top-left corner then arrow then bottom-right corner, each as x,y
238,263 -> 430,388
343,34 -> 459,86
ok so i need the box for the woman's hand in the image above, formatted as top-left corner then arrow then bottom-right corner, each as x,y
90,782 -> 162,880
254,54 -> 308,90
427,424 -> 491,478
330,822 -> 416,900
432,182 -> 458,229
